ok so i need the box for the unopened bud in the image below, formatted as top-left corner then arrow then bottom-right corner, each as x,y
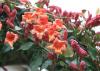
10,9 -> 17,18
6,19 -> 14,28
3,5 -> 10,15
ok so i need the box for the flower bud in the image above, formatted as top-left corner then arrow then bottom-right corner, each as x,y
0,21 -> 2,30
95,42 -> 100,46
77,47 -> 88,58
45,0 -> 49,7
3,5 -> 10,15
26,23 -> 33,30
42,32 -> 49,42
24,27 -> 30,38
0,4 -> 3,14
63,29 -> 68,40
10,9 -> 17,18
0,8 -> 3,14
74,13 -> 79,21
69,62 -> 78,71
70,39 -> 80,51
86,14 -> 92,23
86,15 -> 100,28
48,52 -> 57,60
62,11 -> 68,17
80,61 -> 87,71
75,21 -> 81,28
10,17 -> 15,23
6,19 -> 14,28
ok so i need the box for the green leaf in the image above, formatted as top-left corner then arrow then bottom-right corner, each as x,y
88,47 -> 97,60
64,44 -> 74,57
84,57 -> 97,70
30,54 -> 43,71
42,60 -> 52,69
10,3 -> 15,10
15,26 -> 22,31
73,29 -> 78,37
36,3 -> 41,8
19,42 -> 33,50
59,61 -> 65,66
2,43 -> 11,53
95,34 -> 100,41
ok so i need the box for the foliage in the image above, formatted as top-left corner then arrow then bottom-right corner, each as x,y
0,0 -> 100,71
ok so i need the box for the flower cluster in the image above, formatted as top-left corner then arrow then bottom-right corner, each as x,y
21,8 -> 67,54
86,15 -> 100,28
0,4 -> 17,28
0,0 -> 99,71
0,4 -> 18,49
69,61 -> 86,71
70,39 -> 88,59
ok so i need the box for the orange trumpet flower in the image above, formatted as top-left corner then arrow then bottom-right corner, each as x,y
37,14 -> 48,25
31,25 -> 46,39
47,25 -> 59,42
47,38 -> 66,54
22,12 -> 35,23
53,19 -> 66,30
5,31 -> 18,49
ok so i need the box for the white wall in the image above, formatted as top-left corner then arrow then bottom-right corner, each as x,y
29,0 -> 100,16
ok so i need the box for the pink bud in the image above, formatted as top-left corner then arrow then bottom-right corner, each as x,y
0,21 -> 2,30
62,11 -> 68,17
0,7 -> 3,14
77,47 -> 88,58
63,29 -> 68,40
48,52 -> 57,60
27,23 -> 33,30
45,0 -> 49,7
75,21 -> 81,27
69,62 -> 78,70
70,39 -> 80,51
86,14 -> 92,23
20,21 -> 25,28
10,9 -> 17,18
24,27 -> 30,38
68,12 -> 73,17
74,13 -> 79,21
42,32 -> 49,42
49,6 -> 55,12
6,19 -> 14,28
80,61 -> 87,71
10,17 -> 15,23
86,15 -> 100,28
0,4 -> 3,14
3,5 -> 10,15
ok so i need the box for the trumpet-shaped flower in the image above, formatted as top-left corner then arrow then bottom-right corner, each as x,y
37,14 -> 48,25
31,25 -> 46,39
47,38 -> 66,54
5,31 -> 18,49
53,19 -> 65,30
47,25 -> 59,41
22,12 -> 35,23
